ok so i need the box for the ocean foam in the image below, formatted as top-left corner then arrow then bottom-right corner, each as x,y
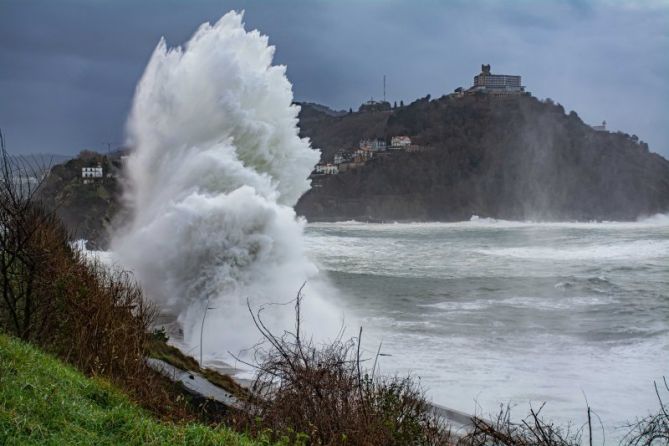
474,240 -> 669,261
112,12 -> 340,362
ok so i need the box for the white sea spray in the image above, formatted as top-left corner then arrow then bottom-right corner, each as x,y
112,11 -> 340,362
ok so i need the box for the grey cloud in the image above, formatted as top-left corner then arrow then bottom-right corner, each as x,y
0,0 -> 667,157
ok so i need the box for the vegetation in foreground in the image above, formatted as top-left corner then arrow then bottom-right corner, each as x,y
1,131 -> 668,445
0,131 -> 459,445
238,292 -> 452,445
0,334 -> 263,446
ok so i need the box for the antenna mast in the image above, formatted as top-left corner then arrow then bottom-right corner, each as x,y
383,75 -> 386,102
101,141 -> 121,154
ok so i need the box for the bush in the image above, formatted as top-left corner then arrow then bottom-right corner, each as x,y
458,404 -> 582,446
238,288 -> 452,446
622,378 -> 669,446
0,133 -> 149,377
0,132 -> 191,420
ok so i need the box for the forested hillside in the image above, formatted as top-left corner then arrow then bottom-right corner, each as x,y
296,94 -> 669,221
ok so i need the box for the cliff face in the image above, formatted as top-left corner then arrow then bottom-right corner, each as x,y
296,94 -> 669,221
38,153 -> 122,249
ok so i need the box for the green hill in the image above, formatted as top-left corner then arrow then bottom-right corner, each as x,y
296,94 -> 669,222
37,94 -> 669,247
0,334 -> 261,446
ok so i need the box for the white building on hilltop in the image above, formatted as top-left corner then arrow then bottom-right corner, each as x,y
82,166 -> 103,179
471,64 -> 524,94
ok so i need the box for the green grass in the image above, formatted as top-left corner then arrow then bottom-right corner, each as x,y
0,334 -> 264,446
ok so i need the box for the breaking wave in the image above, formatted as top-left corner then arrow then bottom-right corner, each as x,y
474,239 -> 669,261
112,12 -> 340,362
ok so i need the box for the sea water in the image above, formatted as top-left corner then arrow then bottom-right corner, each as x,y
304,217 -> 669,441
103,9 -> 667,441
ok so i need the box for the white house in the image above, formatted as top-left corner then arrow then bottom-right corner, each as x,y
334,151 -> 352,165
390,136 -> 411,150
372,139 -> 386,151
359,138 -> 386,152
354,149 -> 374,162
315,163 -> 339,175
82,166 -> 103,179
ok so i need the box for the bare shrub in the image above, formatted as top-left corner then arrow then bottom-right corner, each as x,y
0,130 -> 60,341
238,287 -> 452,446
46,258 -> 153,376
458,404 -> 582,446
622,378 -> 669,446
0,131 -> 149,377
0,132 -> 194,419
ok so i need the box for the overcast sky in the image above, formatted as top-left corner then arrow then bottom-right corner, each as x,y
1,0 -> 668,157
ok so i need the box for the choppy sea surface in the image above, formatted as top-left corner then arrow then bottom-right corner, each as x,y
304,216 -> 669,441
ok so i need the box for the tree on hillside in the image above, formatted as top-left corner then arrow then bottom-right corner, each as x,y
0,129 -> 56,341
78,150 -> 99,160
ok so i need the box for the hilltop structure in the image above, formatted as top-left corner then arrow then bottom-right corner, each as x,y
359,98 -> 391,113
468,64 -> 525,95
81,165 -> 103,184
591,120 -> 607,131
296,94 -> 669,222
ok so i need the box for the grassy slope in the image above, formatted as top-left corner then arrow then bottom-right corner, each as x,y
0,335 -> 261,446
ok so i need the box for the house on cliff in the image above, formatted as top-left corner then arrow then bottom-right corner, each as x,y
334,151 -> 352,165
390,136 -> 411,150
315,163 -> 339,175
359,139 -> 386,152
81,165 -> 103,184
